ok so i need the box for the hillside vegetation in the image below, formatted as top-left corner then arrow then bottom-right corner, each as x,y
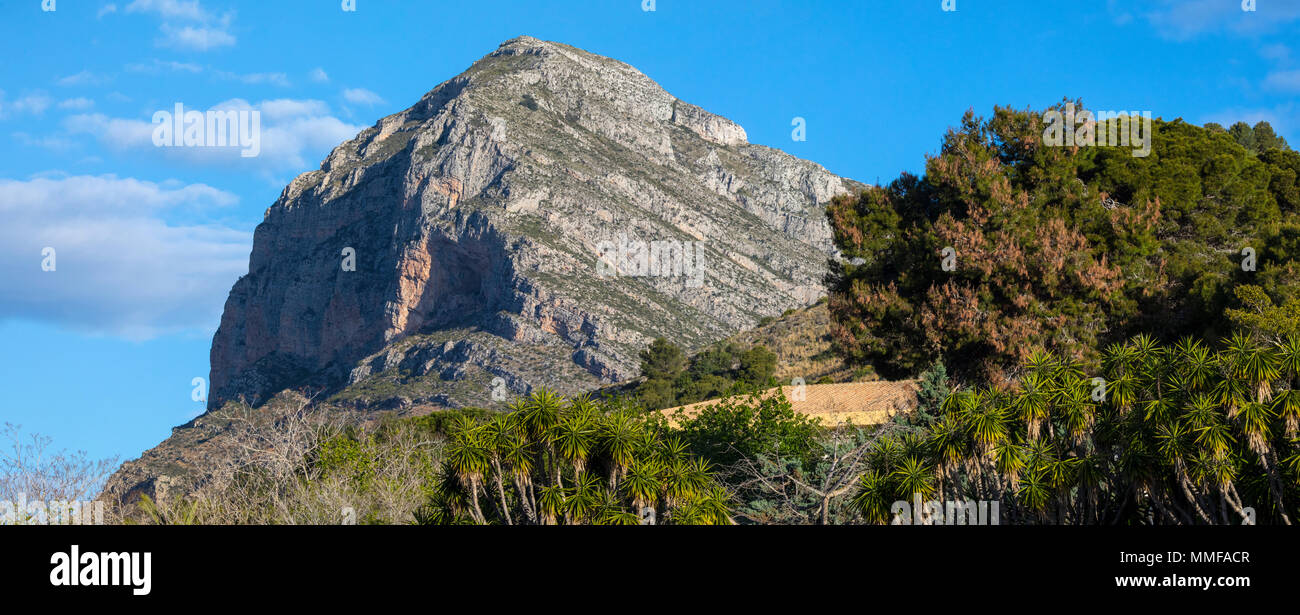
827,103 -> 1300,379
825,104 -> 1300,524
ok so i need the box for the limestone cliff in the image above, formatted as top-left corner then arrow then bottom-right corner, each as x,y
208,36 -> 863,411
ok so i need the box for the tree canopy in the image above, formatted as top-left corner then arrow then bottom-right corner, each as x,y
827,101 -> 1300,379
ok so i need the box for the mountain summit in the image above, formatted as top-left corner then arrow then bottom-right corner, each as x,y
208,36 -> 863,411
104,37 -> 862,503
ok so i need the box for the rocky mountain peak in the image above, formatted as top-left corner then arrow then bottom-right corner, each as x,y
103,36 -> 865,504
208,36 -> 863,413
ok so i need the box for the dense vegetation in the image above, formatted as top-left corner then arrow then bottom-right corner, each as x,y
137,404 -> 461,525
814,102 -> 1300,525
633,337 -> 777,410
826,101 -> 1300,379
852,337 -> 1300,524
416,390 -> 732,525
1209,120 -> 1291,155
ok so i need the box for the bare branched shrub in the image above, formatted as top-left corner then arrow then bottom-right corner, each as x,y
170,397 -> 445,525
728,426 -> 875,525
0,423 -> 119,524
0,422 -> 119,504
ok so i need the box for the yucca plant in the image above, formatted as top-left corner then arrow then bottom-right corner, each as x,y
416,389 -> 732,525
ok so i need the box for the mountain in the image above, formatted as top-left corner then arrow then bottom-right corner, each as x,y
102,36 -> 864,503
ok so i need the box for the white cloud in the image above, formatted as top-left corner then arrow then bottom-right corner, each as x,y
309,68 -> 329,83
61,98 -> 363,173
98,4 -> 118,18
0,91 -> 54,118
259,99 -> 331,120
56,71 -> 112,87
1264,69 -> 1300,92
0,174 -> 250,339
64,113 -> 156,148
14,93 -> 53,116
57,97 -> 95,111
215,70 -> 290,87
125,59 -> 203,74
125,0 -> 211,21
13,132 -> 78,151
342,88 -> 385,106
1134,0 -> 1300,40
1260,43 -> 1292,65
125,0 -> 237,52
158,23 -> 236,51
259,116 -> 364,169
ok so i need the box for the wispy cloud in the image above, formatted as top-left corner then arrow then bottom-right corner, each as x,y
125,59 -> 204,74
125,0 -> 213,22
56,70 -> 112,87
1264,69 -> 1300,92
0,91 -> 54,118
57,97 -> 95,111
125,0 -> 237,52
12,131 -> 79,151
158,23 -> 236,51
0,174 -> 250,339
1131,0 -> 1300,41
215,69 -> 290,87
1259,43 -> 1292,64
342,88 -> 385,106
61,98 -> 363,173
309,67 -> 329,83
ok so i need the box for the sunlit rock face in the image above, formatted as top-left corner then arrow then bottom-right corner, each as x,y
207,35 -> 863,411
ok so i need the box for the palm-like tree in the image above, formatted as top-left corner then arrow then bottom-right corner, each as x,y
500,431 -> 537,523
1017,467 -> 1052,516
1274,337 -> 1300,437
622,457 -> 662,517
928,417 -> 967,501
1015,372 -> 1052,440
565,473 -> 603,523
1223,332 -> 1280,405
1057,378 -> 1096,446
445,423 -> 491,524
536,484 -> 567,525
551,412 -> 596,478
891,456 -> 936,505
600,411 -> 639,489
421,390 -> 732,525
1176,337 -> 1217,391
1274,390 -> 1300,439
850,470 -> 893,524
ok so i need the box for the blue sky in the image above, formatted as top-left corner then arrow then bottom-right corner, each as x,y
1,0 -> 1298,465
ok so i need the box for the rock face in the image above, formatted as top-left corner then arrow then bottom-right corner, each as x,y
205,36 -> 864,412
102,37 -> 867,505
200,35 -> 852,413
